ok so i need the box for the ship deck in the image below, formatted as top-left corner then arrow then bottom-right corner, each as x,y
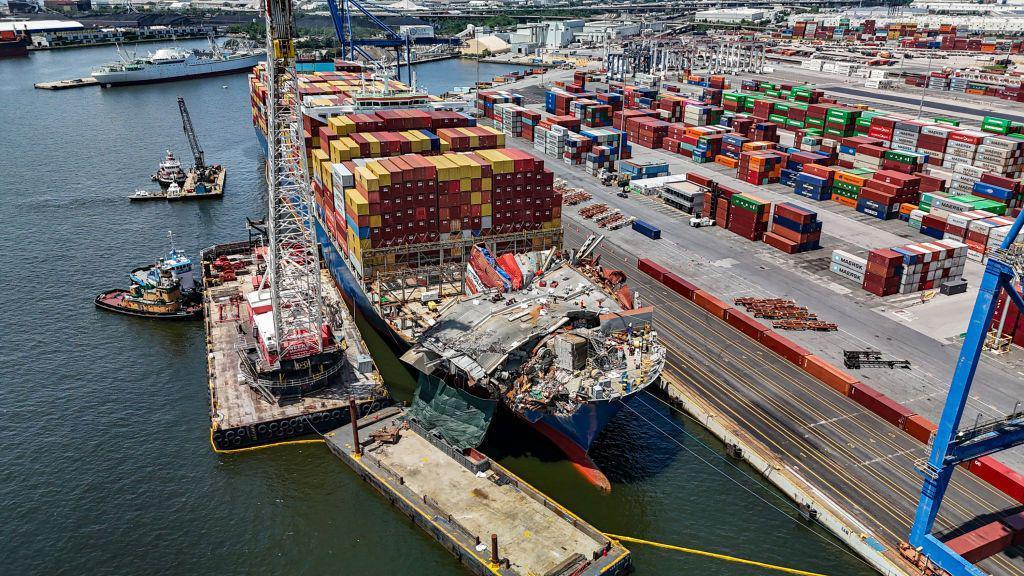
205,260 -> 380,433
326,409 -> 630,576
412,263 -> 624,377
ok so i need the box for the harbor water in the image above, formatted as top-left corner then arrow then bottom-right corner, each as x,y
0,41 -> 876,575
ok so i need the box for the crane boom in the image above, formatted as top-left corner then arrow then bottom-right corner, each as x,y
177,96 -> 205,171
260,0 -> 326,366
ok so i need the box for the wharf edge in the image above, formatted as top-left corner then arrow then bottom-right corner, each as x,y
324,408 -> 633,576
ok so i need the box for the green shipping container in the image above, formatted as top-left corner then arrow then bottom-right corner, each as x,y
730,194 -> 769,213
832,180 -> 861,194
883,150 -> 920,164
934,117 -> 960,127
832,187 -> 860,200
769,114 -> 788,123
806,118 -> 824,128
787,119 -> 806,128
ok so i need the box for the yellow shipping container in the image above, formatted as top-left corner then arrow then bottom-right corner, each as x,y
311,149 -> 330,182
470,191 -> 482,205
330,138 -> 352,163
477,149 -> 513,173
452,153 -> 481,179
329,116 -> 355,136
481,203 -> 492,217
369,214 -> 382,228
481,177 -> 492,190
363,133 -> 381,156
366,161 -> 392,186
354,166 -> 379,191
346,187 -> 369,216
320,159 -> 333,191
460,178 -> 472,191
428,155 -> 460,181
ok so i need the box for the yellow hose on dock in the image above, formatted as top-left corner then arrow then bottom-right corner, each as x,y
604,533 -> 828,576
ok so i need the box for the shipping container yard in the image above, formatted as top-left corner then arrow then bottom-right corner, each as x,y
10,0 -> 1024,575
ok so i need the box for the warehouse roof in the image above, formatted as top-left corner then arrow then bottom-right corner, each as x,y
0,19 -> 84,33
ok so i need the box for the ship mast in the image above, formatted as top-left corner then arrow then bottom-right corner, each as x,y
261,0 -> 325,367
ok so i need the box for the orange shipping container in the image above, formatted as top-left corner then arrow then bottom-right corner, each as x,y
693,290 -> 731,320
801,355 -> 859,396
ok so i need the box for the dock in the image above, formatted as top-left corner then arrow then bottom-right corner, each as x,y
561,224 -> 1024,576
203,241 -> 389,451
325,407 -> 632,576
34,77 -> 99,90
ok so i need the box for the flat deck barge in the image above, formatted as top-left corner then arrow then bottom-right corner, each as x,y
326,408 -> 631,576
34,77 -> 99,90
203,241 -> 388,451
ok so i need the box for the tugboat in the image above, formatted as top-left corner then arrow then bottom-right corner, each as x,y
95,234 -> 202,320
151,150 -> 187,187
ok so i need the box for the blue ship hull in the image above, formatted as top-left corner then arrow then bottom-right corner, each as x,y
523,398 -> 626,453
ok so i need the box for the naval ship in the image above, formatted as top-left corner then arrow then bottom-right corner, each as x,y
92,37 -> 264,86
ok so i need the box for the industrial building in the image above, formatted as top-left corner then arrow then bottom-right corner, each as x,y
695,8 -> 767,23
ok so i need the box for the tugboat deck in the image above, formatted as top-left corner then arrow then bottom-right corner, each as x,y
206,265 -> 378,431
326,409 -> 630,576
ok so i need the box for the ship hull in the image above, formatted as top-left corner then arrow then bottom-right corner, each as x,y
255,125 -> 644,490
92,54 -> 265,86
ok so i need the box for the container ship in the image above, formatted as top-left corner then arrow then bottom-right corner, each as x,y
249,62 -> 666,489
92,37 -> 264,86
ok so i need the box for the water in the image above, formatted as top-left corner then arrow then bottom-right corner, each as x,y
0,42 -> 876,576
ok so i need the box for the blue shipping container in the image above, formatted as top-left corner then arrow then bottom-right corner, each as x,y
632,219 -> 661,239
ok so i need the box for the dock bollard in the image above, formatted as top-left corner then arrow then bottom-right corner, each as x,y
349,398 -> 361,456
490,533 -> 499,565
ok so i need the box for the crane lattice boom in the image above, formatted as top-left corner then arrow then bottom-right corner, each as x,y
261,0 -> 326,366
177,96 -> 205,172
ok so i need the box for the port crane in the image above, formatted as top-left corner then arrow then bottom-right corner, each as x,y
908,210 -> 1024,576
260,0 -> 326,366
176,96 -> 207,177
324,0 -> 463,83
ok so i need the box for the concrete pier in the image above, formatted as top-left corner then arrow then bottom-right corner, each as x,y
326,408 -> 632,576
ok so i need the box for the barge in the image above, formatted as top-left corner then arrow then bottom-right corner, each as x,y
201,240 -> 389,451
326,406 -> 632,576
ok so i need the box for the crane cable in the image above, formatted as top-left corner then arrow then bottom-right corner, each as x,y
603,533 -> 828,576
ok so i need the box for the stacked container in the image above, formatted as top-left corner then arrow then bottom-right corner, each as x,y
727,193 -> 771,241
793,164 -> 835,201
858,170 -> 921,220
831,250 -> 867,284
738,151 -> 784,185
764,203 -> 822,253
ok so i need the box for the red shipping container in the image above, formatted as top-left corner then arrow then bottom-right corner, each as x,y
758,330 -> 811,367
945,522 -> 1014,563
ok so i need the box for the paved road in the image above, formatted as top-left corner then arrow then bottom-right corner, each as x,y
564,225 -> 1024,576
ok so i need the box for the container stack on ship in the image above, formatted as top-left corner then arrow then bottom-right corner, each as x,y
249,62 -> 666,488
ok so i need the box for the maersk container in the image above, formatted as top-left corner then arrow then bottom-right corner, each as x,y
632,219 -> 661,239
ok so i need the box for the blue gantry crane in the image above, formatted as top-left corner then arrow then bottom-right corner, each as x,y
908,209 -> 1024,576
324,0 -> 463,83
